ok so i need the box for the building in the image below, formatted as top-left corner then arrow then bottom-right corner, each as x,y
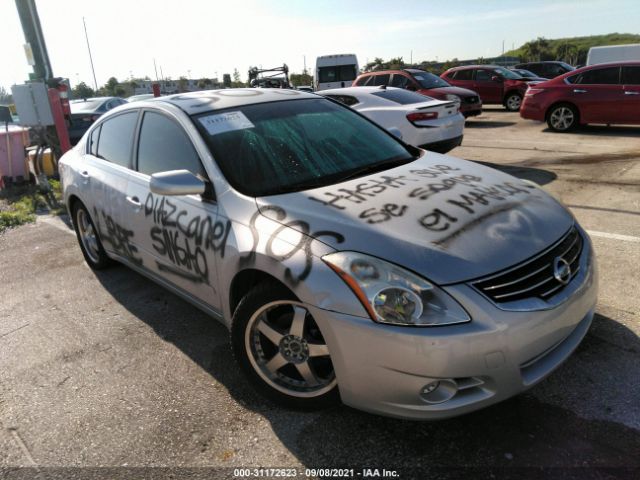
133,78 -> 222,95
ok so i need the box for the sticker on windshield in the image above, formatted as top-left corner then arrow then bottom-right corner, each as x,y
198,111 -> 254,136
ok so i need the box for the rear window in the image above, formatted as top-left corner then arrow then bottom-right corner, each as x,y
70,99 -> 105,112
318,65 -> 358,83
451,69 -> 473,81
95,112 -> 138,168
575,67 -> 621,85
372,74 -> 390,86
370,89 -> 433,104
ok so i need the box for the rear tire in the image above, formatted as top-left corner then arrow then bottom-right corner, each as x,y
72,201 -> 112,270
546,103 -> 578,132
504,92 -> 523,112
231,282 -> 340,409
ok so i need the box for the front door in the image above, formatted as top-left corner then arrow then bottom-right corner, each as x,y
473,69 -> 503,103
123,109 -> 225,310
621,65 -> 640,124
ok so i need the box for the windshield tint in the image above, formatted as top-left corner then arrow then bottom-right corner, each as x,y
371,89 -> 433,104
193,99 -> 414,197
411,72 -> 450,89
70,99 -> 105,112
493,67 -> 522,80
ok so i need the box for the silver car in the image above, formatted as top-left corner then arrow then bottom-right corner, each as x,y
59,89 -> 598,419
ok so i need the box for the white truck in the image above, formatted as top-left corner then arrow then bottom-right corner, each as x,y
587,44 -> 640,65
315,54 -> 359,91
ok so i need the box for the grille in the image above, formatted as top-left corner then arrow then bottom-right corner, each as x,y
465,96 -> 479,104
472,227 -> 583,303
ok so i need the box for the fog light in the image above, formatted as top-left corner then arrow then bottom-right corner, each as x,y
419,379 -> 458,404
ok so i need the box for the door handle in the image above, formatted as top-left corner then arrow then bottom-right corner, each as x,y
624,91 -> 640,95
126,195 -> 141,211
573,89 -> 587,94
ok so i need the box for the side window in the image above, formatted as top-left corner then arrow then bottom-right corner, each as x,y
96,112 -> 138,168
137,111 -> 206,177
88,124 -> 101,156
324,95 -> 359,107
576,67 -> 620,85
546,64 -> 564,77
372,74 -> 390,86
452,69 -> 473,81
475,69 -> 492,81
622,66 -> 640,85
391,74 -> 410,88
358,75 -> 374,86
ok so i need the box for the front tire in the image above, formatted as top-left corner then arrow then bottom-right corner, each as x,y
72,201 -> 112,270
504,92 -> 523,112
547,103 -> 578,132
231,282 -> 339,409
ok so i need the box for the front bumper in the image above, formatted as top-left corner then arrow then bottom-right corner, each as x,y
309,231 -> 597,420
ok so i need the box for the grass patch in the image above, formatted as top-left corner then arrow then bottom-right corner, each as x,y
0,179 -> 65,233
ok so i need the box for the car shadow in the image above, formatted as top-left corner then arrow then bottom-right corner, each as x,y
542,124 -> 640,138
473,161 -> 558,186
92,265 -> 640,475
465,120 -> 517,128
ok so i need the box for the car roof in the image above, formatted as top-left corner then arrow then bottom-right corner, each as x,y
152,88 -> 317,115
447,65 -> 502,71
70,97 -> 113,103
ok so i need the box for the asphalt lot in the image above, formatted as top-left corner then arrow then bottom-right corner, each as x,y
1,107 -> 639,479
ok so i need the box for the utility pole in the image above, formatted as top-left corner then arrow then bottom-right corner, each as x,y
83,17 -> 98,91
14,0 -> 53,81
153,58 -> 159,82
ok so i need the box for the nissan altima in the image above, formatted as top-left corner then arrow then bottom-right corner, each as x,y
59,89 -> 597,419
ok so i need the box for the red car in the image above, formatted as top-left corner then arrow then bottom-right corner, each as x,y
441,65 -> 530,111
353,69 -> 482,117
520,62 -> 640,132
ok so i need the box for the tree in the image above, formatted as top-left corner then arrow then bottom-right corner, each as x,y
105,76 -> 119,95
387,57 -> 404,70
177,76 -> 188,92
231,69 -> 245,88
71,81 -> 94,99
290,72 -> 313,87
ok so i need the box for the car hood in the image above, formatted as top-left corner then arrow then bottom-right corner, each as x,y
256,152 -> 574,285
425,86 -> 479,98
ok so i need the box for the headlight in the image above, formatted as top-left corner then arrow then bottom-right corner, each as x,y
445,94 -> 461,103
322,252 -> 470,327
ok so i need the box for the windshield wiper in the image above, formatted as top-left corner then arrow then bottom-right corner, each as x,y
336,156 -> 415,183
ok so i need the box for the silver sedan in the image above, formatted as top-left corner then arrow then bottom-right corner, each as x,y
59,89 -> 597,419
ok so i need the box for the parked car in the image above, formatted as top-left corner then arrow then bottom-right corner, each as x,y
353,69 -> 482,117
510,68 -> 549,82
59,89 -> 597,420
587,44 -> 640,65
315,54 -> 359,91
520,62 -> 640,131
441,65 -> 530,111
514,61 -> 575,79
127,93 -> 156,102
318,86 -> 464,153
68,97 -> 127,144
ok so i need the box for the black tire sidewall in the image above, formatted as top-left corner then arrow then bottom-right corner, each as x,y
230,282 -> 340,410
505,93 -> 522,112
72,201 -> 111,270
547,104 -> 578,132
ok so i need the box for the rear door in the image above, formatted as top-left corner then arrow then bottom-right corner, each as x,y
621,65 -> 640,123
124,108 -> 223,309
473,69 -> 502,103
82,111 -> 140,264
447,69 -> 474,92
569,66 -> 623,123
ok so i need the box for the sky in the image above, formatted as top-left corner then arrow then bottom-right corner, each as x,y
1,0 -> 639,91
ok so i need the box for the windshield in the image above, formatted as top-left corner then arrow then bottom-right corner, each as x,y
193,99 -> 415,197
70,99 -> 105,112
514,69 -> 536,78
411,71 -> 450,89
493,67 -> 523,80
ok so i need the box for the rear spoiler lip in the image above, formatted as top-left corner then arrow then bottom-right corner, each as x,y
417,102 -> 456,110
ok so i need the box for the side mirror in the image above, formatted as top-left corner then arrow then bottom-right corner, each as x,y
406,84 -> 417,91
388,127 -> 403,140
150,169 -> 205,196
491,75 -> 503,82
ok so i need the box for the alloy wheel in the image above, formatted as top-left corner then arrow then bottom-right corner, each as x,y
506,94 -> 522,111
76,208 -> 100,264
245,300 -> 336,398
550,107 -> 575,131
